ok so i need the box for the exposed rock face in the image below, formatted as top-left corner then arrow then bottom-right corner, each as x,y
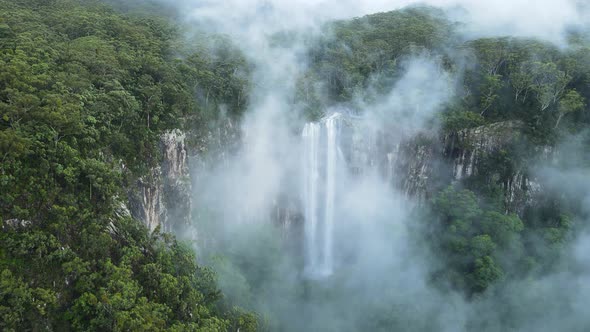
161,130 -> 192,231
442,121 -> 546,214
132,116 -> 545,234
374,120 -> 550,215
445,121 -> 524,180
131,172 -> 164,231
393,136 -> 443,202
129,129 -> 192,232
308,116 -> 545,215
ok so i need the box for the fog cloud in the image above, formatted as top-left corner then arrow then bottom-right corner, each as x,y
173,0 -> 589,46
149,0 -> 590,330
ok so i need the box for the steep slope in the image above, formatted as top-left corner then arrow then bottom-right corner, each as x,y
0,1 -> 255,330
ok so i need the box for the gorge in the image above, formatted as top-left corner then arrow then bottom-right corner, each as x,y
1,1 -> 590,331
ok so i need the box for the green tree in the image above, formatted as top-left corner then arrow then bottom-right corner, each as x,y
555,89 -> 585,128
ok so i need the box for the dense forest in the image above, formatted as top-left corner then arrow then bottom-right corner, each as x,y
297,6 -> 590,296
0,0 -> 254,330
1,0 -> 590,331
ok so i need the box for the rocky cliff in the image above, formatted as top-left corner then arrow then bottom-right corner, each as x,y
400,120 -> 547,214
128,129 -> 192,232
332,117 -> 546,215
130,116 -> 547,233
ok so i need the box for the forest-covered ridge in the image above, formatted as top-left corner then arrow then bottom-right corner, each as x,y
1,1 -> 589,331
298,6 -> 590,298
0,0 -> 254,331
300,7 -> 590,141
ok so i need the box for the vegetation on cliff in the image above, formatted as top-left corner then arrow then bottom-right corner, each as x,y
299,6 -> 590,297
1,1 -> 589,331
0,0 -> 253,330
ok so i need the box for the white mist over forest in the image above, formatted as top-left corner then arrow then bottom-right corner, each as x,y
4,0 -> 590,330
164,0 -> 590,331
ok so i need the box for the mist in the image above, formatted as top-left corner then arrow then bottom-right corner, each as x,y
145,0 -> 590,330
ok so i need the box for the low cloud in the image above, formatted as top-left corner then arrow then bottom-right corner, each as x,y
146,0 -> 590,330
170,0 -> 589,46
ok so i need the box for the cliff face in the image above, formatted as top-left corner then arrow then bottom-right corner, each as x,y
130,117 -> 546,233
128,129 -> 192,232
392,135 -> 443,202
336,117 -> 545,215
442,121 -> 548,214
445,121 -> 523,180
161,130 -> 192,231
393,120 -> 547,214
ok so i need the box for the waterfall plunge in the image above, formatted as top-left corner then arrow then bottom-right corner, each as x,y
302,113 -> 341,278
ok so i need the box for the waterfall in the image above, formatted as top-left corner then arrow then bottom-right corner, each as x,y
302,113 -> 341,277
324,115 -> 337,274
302,122 -> 320,272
